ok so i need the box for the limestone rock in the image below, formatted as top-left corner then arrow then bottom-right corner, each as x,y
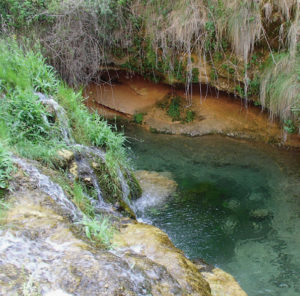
134,170 -> 177,211
113,222 -> 211,296
55,149 -> 74,169
0,172 -> 211,296
193,260 -> 248,296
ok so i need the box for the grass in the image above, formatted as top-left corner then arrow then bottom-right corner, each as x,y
260,52 -> 300,130
0,142 -> 15,190
72,182 -> 95,218
0,37 -> 126,247
79,215 -> 115,248
0,37 -> 128,168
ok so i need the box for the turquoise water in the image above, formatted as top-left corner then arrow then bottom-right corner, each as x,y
126,126 -> 300,296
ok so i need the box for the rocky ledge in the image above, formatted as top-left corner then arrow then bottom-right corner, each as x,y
0,162 -> 247,296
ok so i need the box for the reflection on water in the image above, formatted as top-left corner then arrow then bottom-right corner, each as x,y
126,125 -> 300,296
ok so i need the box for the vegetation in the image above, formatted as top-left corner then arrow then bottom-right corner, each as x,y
260,52 -> 300,131
185,110 -> 196,123
167,97 -> 181,121
79,214 -> 115,248
0,37 -> 123,245
1,0 -> 300,129
133,112 -> 145,124
0,143 -> 14,191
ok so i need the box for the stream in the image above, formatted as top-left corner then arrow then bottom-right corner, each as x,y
126,125 -> 300,296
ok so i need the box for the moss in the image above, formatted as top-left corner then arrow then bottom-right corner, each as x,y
127,173 -> 142,201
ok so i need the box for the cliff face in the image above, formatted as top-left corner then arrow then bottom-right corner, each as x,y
2,0 -> 299,130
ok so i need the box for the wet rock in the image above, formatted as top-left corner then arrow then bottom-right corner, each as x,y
250,208 -> 272,220
134,170 -> 177,211
54,149 -> 75,169
113,222 -> 211,296
69,161 -> 78,179
193,260 -> 248,296
0,173 -> 209,296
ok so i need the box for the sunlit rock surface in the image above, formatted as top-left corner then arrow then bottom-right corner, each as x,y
134,170 -> 177,212
0,169 -> 211,296
113,223 -> 211,296
193,259 -> 247,296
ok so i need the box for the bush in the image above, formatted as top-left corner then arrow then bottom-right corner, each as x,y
167,96 -> 181,121
133,113 -> 144,124
0,143 -> 14,190
185,110 -> 195,123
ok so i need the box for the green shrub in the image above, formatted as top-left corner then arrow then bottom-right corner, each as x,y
167,96 -> 181,121
0,0 -> 51,29
283,120 -> 296,134
185,110 -> 195,123
79,215 -> 115,248
133,113 -> 144,124
0,143 -> 14,190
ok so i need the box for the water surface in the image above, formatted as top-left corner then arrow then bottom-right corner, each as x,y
126,126 -> 300,296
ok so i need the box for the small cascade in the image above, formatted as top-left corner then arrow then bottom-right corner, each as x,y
72,145 -> 121,215
13,156 -> 82,222
36,92 -> 74,145
74,154 -> 105,206
117,167 -> 137,214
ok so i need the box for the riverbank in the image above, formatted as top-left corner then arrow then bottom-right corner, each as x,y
84,73 -> 300,149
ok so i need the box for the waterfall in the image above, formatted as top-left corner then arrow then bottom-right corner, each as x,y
13,156 -> 82,222
36,92 -> 74,145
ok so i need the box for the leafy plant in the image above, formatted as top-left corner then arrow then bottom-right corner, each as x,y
133,113 -> 144,124
185,110 -> 196,123
79,215 -> 115,248
283,120 -> 296,134
73,182 -> 95,218
0,143 -> 15,190
167,96 -> 181,121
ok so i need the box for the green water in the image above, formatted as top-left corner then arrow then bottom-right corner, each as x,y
126,126 -> 300,296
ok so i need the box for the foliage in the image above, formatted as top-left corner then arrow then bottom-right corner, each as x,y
73,182 -> 95,218
283,120 -> 296,134
79,215 -> 115,248
0,0 -> 52,29
185,110 -> 196,123
56,84 -> 128,168
0,37 -> 128,169
167,96 -> 181,121
133,113 -> 144,124
0,143 -> 14,190
260,52 -> 300,130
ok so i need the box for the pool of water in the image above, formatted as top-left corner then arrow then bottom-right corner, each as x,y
126,126 -> 300,296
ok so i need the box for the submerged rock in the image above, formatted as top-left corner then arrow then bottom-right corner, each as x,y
193,259 -> 247,296
134,170 -> 177,212
250,208 -> 272,220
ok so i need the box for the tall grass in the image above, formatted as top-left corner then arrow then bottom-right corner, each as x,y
0,37 -> 128,168
260,52 -> 300,130
79,214 -> 115,248
0,142 -> 14,190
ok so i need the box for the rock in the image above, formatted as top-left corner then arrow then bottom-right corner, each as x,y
113,222 -> 211,296
54,149 -> 74,169
69,161 -> 78,179
45,290 -> 73,296
250,208 -> 271,220
193,259 -> 247,296
0,173 -> 210,296
201,268 -> 248,296
134,170 -> 177,211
